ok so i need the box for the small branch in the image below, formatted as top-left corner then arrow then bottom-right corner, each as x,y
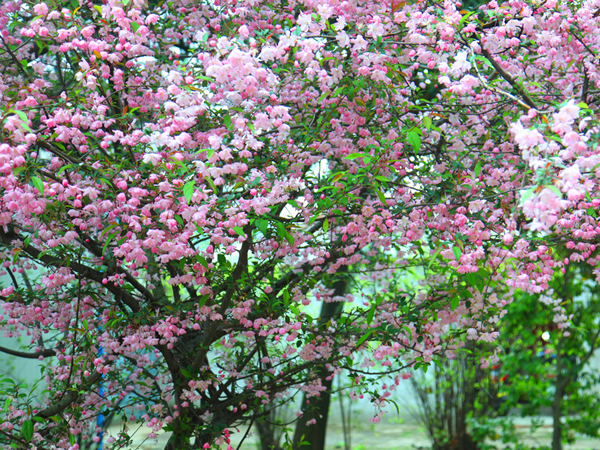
37,140 -> 84,166
0,35 -> 31,80
581,69 -> 589,104
236,417 -> 255,450
479,47 -> 539,110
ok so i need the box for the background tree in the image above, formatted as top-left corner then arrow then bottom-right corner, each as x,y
484,262 -> 600,450
410,343 -> 500,450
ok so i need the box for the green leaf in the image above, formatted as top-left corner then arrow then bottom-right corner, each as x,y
374,175 -> 390,182
255,219 -> 268,235
101,222 -> 119,237
224,114 -> 232,129
56,164 -> 74,175
183,180 -> 195,203
205,175 -> 217,193
452,246 -> 462,261
459,289 -> 474,299
31,176 -> 44,194
233,226 -> 245,237
102,232 -> 117,255
546,185 -> 563,197
407,130 -> 421,154
130,21 -> 140,33
197,295 -> 210,308
355,330 -> 373,348
465,273 -> 477,288
376,190 -> 387,206
8,110 -> 31,131
474,161 -> 482,178
12,166 -> 26,176
21,420 -> 33,442
276,222 -> 294,245
366,305 -> 376,324
323,218 -> 329,232
284,231 -> 295,245
344,153 -> 367,160
4,397 -> 11,412
196,256 -> 209,269
520,187 -> 535,203
428,248 -> 443,269
451,297 -> 460,310
422,116 -> 432,130
459,11 -> 475,26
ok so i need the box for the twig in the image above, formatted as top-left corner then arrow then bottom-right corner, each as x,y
236,417 -> 255,450
479,47 -> 539,110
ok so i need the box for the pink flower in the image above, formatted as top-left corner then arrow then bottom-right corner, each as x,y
33,2 -> 48,15
510,121 -> 544,148
81,26 -> 94,39
238,25 -> 249,38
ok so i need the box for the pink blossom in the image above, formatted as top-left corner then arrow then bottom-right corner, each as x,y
33,2 -> 48,15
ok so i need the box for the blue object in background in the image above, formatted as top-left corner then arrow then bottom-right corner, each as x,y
97,338 -> 105,450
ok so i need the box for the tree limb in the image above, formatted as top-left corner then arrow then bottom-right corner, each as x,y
0,345 -> 56,359
192,233 -> 251,372
38,370 -> 102,418
480,47 -> 538,110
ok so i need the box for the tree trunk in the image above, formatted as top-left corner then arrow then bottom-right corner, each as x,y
255,417 -> 284,450
292,364 -> 336,450
552,378 -> 566,450
552,339 -> 570,450
292,271 -> 348,450
165,430 -> 191,450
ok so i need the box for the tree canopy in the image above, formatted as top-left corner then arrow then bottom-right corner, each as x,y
0,0 -> 599,448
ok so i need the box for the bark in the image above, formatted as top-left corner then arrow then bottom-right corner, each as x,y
255,419 -> 283,450
551,378 -> 566,450
292,271 -> 348,450
552,345 -> 570,450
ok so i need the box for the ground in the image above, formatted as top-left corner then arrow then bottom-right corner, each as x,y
112,416 -> 600,449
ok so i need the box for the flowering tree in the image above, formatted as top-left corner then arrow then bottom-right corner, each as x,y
1,0 -> 600,448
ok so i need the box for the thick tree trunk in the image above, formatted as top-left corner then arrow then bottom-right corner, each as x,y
165,430 -> 191,450
292,365 -> 336,450
292,271 -> 348,450
255,419 -> 284,450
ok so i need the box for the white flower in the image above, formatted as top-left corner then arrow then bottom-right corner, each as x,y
142,153 -> 163,165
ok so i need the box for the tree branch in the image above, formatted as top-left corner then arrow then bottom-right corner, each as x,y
0,228 -> 141,313
192,234 -> 251,371
0,345 -> 56,359
479,47 -> 538,110
38,370 -> 102,418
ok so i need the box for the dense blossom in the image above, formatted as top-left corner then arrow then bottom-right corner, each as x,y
0,0 -> 599,448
